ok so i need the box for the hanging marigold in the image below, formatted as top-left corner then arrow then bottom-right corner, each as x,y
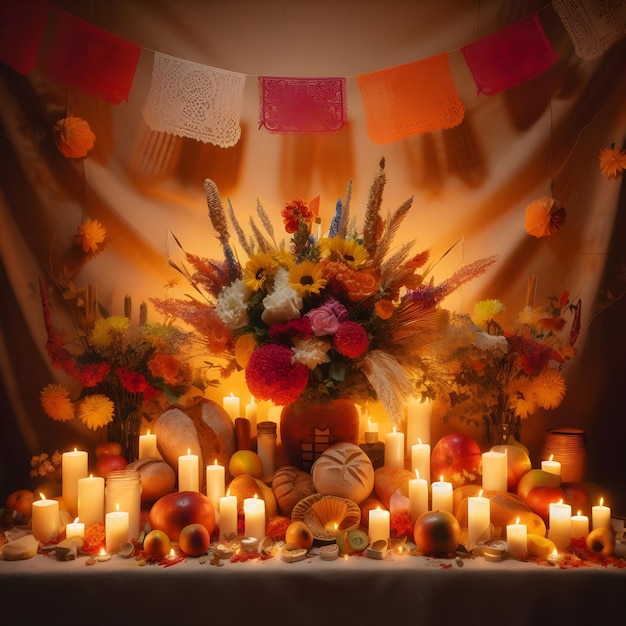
524,197 -> 566,238
598,145 -> 626,180
53,115 -> 96,158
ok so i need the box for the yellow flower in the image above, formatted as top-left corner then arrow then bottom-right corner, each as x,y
40,384 -> 75,422
76,219 -> 106,253
530,368 -> 566,409
90,316 -> 131,347
508,380 -> 536,419
243,253 -> 278,292
471,299 -> 505,328
289,260 -> 327,297
599,145 -> 626,180
234,333 -> 257,368
77,394 -> 114,430
319,237 -> 369,268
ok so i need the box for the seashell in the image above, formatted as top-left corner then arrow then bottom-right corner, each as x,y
292,494 -> 360,541
118,542 -> 135,559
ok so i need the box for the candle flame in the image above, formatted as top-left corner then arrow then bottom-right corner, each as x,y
147,429 -> 151,436
516,517 -> 520,524
577,510 -> 582,517
253,493 -> 259,500
439,475 -> 443,482
230,392 -> 234,398
73,517 -> 79,524
417,437 -> 422,445
558,499 -> 563,504
187,448 -> 191,455
74,447 -> 77,452
392,426 -> 397,433
478,489 -> 483,498
214,459 -> 218,466
599,497 -> 604,507
548,454 -> 554,462
39,493 -> 46,501
89,474 -> 93,479
116,503 -> 120,512
169,548 -> 175,557
100,548 -> 106,556
415,469 -> 420,479
551,548 -> 558,557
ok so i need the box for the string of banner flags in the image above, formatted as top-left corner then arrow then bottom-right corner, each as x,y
0,0 -> 625,148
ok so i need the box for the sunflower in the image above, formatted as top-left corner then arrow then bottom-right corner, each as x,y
40,384 -> 75,422
243,253 -> 278,292
77,394 -> 114,430
319,237 -> 369,268
599,145 -> 626,180
289,260 -> 327,297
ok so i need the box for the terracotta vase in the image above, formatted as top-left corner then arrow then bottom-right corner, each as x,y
280,399 -> 360,471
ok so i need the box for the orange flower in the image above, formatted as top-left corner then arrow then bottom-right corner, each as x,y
525,197 -> 566,238
76,219 -> 106,254
148,352 -> 186,386
374,299 -> 394,320
599,145 -> 626,180
54,115 -> 96,158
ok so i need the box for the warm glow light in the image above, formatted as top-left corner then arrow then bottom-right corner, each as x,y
74,447 -> 77,453
417,437 -> 422,445
392,426 -> 397,434
99,548 -> 106,556
478,489 -> 484,498
39,493 -> 46,501
187,448 -> 191,455
516,517 -> 520,524
548,454 -> 554,462
440,475 -> 443,482
73,517 -> 79,523
415,469 -> 420,479
115,503 -> 120,512
599,497 -> 604,506
577,510 -> 581,516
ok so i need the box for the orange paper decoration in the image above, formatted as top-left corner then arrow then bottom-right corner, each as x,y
525,197 -> 566,238
54,116 -> 96,159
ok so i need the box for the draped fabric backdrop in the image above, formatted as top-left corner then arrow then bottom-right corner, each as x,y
1,0 -> 625,512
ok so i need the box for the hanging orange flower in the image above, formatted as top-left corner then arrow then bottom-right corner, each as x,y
598,145 -> 626,180
53,115 -> 96,158
76,219 -> 106,253
524,197 -> 566,238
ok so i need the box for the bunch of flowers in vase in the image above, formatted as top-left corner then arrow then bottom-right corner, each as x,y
151,158 -> 497,426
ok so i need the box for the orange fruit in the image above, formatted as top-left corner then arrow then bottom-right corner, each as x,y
228,450 -> 263,478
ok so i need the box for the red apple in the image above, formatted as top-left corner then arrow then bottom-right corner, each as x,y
178,523 -> 211,557
149,491 -> 215,541
431,432 -> 482,489
5,489 -> 35,518
491,444 -> 532,492
95,454 -> 128,478
95,441 -> 123,460
524,486 -> 567,523
413,510 -> 461,557
561,482 -> 592,517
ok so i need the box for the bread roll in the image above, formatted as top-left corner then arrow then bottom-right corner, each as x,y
311,442 -> 374,504
126,457 -> 176,504
272,466 -> 316,517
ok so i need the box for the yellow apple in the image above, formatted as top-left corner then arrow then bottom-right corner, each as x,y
285,521 -> 313,550
517,469 -> 561,501
228,450 -> 263,479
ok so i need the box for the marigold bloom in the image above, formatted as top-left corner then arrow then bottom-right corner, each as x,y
40,384 -> 75,422
76,219 -> 106,254
77,394 -> 114,430
599,145 -> 626,180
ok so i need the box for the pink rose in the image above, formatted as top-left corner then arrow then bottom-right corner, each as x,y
306,306 -> 341,336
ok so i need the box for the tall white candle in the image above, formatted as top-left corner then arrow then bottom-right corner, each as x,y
105,505 -> 129,553
592,497 -> 611,531
178,449 -> 199,492
78,475 -> 105,528
219,495 -> 239,540
411,439 -> 431,483
267,405 -> 283,444
548,500 -> 572,549
32,495 -> 60,544
223,393 -> 240,421
482,450 -> 507,492
406,397 -> 431,451
467,490 -> 491,548
431,477 -> 453,513
245,396 -> 258,436
506,517 -> 528,558
138,430 -> 158,459
541,454 -> 561,476
62,448 -> 88,518
205,460 -> 225,513
571,510 -> 590,539
384,426 -> 405,469
408,470 -> 429,523
243,496 -> 265,540
66,517 -> 85,540
368,507 -> 390,544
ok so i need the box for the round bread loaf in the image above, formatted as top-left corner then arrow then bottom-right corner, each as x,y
271,466 -> 316,517
126,457 -> 176,504
311,442 -> 374,504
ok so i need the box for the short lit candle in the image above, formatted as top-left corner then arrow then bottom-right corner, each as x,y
368,507 -> 390,544
384,426 -> 405,469
105,504 -> 129,553
223,393 -> 240,421
541,454 -> 561,476
245,396 -> 258,436
66,517 -> 85,540
408,470 -> 429,523
77,474 -> 105,528
506,517 -> 527,558
548,500 -> 572,549
467,489 -> 491,548
62,448 -> 89,518
592,497 -> 611,531
410,438 -> 431,483
138,430 -> 158,459
219,494 -> 238,540
32,494 -> 59,544
243,496 -> 265,540
431,476 -> 453,513
178,449 -> 199,492
482,450 -> 507,492
571,510 -> 589,539
364,418 -> 379,444
406,397 -> 432,451
205,460 -> 225,513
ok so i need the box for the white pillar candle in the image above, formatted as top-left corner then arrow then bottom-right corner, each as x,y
368,507 -> 390,544
205,460 -> 225,513
467,490 -> 491,548
506,518 -> 528,558
430,477 -> 453,513
105,505 -> 129,553
78,475 -> 105,528
548,500 -> 572,549
62,448 -> 88,518
32,495 -> 60,544
267,405 -> 282,444
571,510 -> 590,539
482,450 -> 507,492
66,517 -> 85,540
243,496 -> 265,540
541,454 -> 561,476
178,449 -> 199,492
406,397 -> 431,451
592,497 -> 611,531
223,393 -> 240,420
410,439 -> 431,483
219,495 -> 239,540
245,397 -> 258,436
138,430 -> 158,459
408,471 -> 429,523
384,426 -> 405,469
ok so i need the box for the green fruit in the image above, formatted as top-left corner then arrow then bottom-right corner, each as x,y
347,529 -> 369,552
335,531 -> 351,556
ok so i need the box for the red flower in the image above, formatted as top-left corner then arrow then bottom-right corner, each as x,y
390,512 -> 413,539
244,344 -> 309,405
268,317 -> 313,342
74,362 -> 111,387
333,321 -> 369,359
116,367 -> 149,393
281,199 -> 314,234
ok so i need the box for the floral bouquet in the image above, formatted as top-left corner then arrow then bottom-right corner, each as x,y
152,159 -> 497,425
